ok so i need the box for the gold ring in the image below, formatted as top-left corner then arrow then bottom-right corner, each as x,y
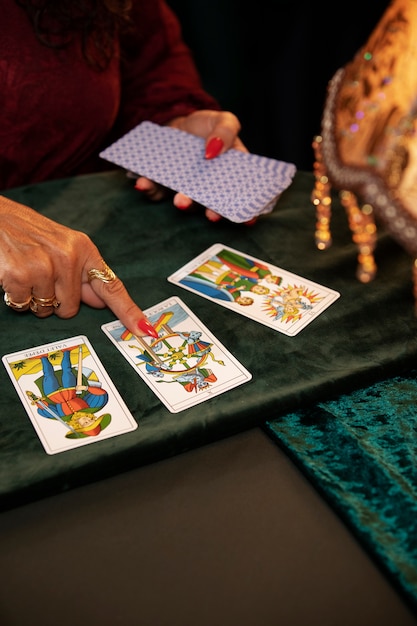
87,260 -> 117,284
30,295 -> 61,313
3,292 -> 32,312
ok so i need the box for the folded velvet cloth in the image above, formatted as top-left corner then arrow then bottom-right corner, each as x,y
265,370 -> 417,613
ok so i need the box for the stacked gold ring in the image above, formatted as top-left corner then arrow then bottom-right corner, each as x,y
29,295 -> 61,313
3,292 -> 32,312
87,259 -> 117,284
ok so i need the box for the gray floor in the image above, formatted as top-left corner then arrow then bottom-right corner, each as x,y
0,428 -> 416,626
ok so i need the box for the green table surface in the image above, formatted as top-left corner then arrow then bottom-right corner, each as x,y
1,169 -> 417,511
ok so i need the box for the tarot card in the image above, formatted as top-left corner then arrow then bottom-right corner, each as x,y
2,336 -> 137,455
168,243 -> 340,336
101,296 -> 252,413
99,121 -> 296,223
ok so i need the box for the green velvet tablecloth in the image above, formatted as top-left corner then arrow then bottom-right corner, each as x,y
1,169 -> 417,512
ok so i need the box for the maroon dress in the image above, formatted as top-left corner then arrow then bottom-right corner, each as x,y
0,0 -> 220,190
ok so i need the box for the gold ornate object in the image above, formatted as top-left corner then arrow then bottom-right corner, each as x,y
312,0 -> 417,308
3,292 -> 32,312
87,260 -> 117,284
29,295 -> 61,313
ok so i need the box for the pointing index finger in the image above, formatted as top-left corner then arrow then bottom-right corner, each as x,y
86,259 -> 158,338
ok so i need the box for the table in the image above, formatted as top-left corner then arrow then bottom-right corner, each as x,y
0,428 -> 416,626
2,169 -> 417,509
1,169 -> 417,621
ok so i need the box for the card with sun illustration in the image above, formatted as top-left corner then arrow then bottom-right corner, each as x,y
168,244 -> 340,336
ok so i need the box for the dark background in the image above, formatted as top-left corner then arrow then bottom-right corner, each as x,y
167,1 -> 391,170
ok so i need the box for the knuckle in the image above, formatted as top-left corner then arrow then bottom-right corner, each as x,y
55,304 -> 80,319
104,277 -> 127,297
63,231 -> 95,261
34,309 -> 55,319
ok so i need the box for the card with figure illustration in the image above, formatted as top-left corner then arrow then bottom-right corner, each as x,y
101,296 -> 252,413
167,244 -> 340,336
2,336 -> 137,455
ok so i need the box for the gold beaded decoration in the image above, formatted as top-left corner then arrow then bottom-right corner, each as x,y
311,135 -> 333,250
339,191 -> 377,284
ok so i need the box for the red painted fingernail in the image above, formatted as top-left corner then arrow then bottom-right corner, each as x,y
207,212 -> 222,223
137,318 -> 159,338
176,201 -> 192,210
205,137 -> 224,159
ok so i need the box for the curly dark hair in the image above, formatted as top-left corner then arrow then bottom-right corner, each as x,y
15,0 -> 133,69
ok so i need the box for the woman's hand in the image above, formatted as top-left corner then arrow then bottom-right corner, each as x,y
0,196 -> 158,337
134,110 -> 255,223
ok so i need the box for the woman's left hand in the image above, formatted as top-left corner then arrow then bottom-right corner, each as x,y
134,110 -> 252,223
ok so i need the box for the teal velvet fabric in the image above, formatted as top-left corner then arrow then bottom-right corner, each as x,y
264,372 -> 417,612
1,169 -> 417,511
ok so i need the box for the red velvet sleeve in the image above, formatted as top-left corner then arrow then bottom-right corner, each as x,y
112,0 -> 221,138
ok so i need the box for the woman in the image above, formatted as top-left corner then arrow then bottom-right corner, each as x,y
1,0 -> 246,336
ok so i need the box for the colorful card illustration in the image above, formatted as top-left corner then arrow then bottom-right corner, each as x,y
99,121 -> 296,223
101,296 -> 252,413
2,336 -> 137,455
168,244 -> 340,336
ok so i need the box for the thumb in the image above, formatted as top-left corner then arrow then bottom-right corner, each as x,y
205,131 -> 248,159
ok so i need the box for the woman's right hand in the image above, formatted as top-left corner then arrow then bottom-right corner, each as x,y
0,196 -> 157,338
